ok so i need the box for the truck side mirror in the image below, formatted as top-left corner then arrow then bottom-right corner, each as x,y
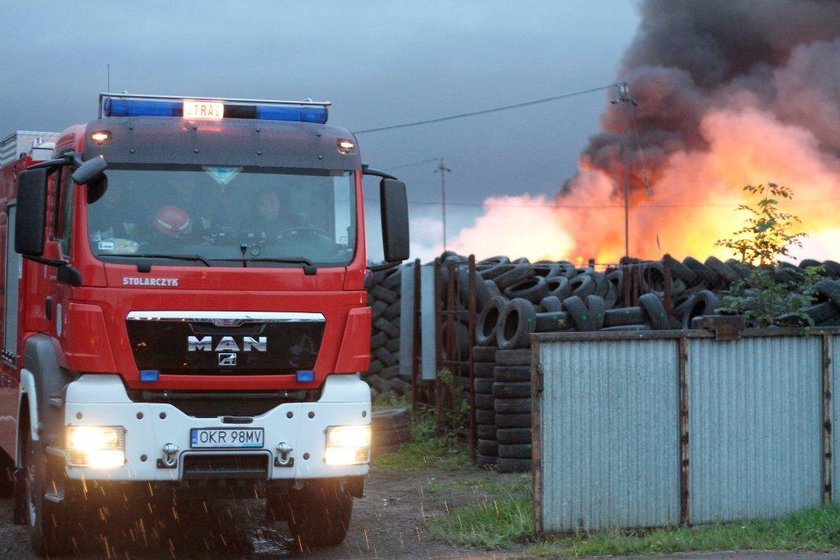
71,155 -> 107,185
15,168 -> 50,257
380,178 -> 409,262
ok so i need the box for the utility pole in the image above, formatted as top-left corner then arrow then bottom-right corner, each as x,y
435,157 -> 452,250
611,82 -> 638,259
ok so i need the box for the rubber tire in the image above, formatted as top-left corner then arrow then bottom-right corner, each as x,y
562,295 -> 594,331
476,454 -> 497,467
497,443 -> 532,459
539,295 -> 563,312
492,382 -> 532,399
0,451 -> 14,498
474,378 -> 494,394
496,428 -> 532,445
639,293 -> 669,330
477,424 -> 497,439
493,365 -> 531,382
546,277 -> 571,299
472,345 -> 498,363
287,481 -> 353,549
475,296 -> 507,346
475,409 -> 495,424
24,435 -> 75,556
373,317 -> 399,339
494,265 -> 535,290
495,349 -> 532,366
495,413 -> 531,429
496,298 -> 537,350
503,276 -> 549,303
368,284 -> 398,304
494,398 -> 532,414
603,306 -> 645,328
585,294 -> 606,330
372,408 -> 411,431
473,362 -> 496,378
568,274 -> 596,299
475,394 -> 495,410
477,439 -> 499,456
816,279 -> 840,308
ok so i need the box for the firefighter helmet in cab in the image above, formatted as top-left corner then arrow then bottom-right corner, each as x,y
152,205 -> 191,237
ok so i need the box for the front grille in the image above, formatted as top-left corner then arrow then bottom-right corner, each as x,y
183,453 -> 270,480
129,389 -> 321,417
125,312 -> 325,375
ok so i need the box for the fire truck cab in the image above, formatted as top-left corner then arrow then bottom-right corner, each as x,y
0,94 -> 409,554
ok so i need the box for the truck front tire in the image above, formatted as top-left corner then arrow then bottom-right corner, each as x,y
23,434 -> 75,556
287,480 -> 352,549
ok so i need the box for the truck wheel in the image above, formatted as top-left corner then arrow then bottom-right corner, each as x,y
0,451 -> 14,498
288,481 -> 352,549
23,434 -> 74,556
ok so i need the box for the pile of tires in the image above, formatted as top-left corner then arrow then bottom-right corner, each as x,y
473,345 -> 498,467
365,266 -> 411,399
371,408 -> 412,456
493,348 -> 533,473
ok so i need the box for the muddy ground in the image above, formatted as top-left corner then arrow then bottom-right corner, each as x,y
1,467 -> 837,559
0,466 -> 522,559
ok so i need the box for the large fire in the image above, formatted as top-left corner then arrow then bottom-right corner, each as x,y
447,2 -> 840,265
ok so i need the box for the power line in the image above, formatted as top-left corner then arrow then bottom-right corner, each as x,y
354,83 -> 619,135
381,157 -> 441,172
363,197 -> 840,209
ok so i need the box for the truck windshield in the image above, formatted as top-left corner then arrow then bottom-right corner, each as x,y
87,165 -> 357,267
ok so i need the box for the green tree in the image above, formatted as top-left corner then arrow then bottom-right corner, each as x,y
715,183 -> 822,328
715,183 -> 806,266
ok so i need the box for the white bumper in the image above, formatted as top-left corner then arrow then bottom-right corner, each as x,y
63,374 -> 371,481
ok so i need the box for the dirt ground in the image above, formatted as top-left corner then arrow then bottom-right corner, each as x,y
1,467 -> 837,559
0,466 -> 522,559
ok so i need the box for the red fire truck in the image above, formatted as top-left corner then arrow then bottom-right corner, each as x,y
0,94 -> 409,554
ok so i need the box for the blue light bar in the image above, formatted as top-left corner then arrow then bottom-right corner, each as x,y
104,98 -> 181,117
256,105 -> 328,124
101,96 -> 329,124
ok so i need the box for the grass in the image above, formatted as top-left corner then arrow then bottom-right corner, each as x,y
530,505 -> 840,557
371,393 -> 410,412
372,408 -> 472,470
427,476 -> 840,557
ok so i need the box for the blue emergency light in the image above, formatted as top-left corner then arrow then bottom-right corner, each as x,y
100,94 -> 329,124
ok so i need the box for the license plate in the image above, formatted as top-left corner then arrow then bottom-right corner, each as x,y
190,427 -> 264,449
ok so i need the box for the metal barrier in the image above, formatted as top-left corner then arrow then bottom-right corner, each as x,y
533,327 -> 837,534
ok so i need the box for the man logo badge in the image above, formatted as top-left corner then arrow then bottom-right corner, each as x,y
218,353 -> 237,366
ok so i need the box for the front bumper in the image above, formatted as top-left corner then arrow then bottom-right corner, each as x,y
62,374 -> 371,481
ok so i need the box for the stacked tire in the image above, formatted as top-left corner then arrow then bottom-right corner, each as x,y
366,266 -> 410,398
371,408 -> 412,456
493,349 -> 533,473
473,345 -> 499,467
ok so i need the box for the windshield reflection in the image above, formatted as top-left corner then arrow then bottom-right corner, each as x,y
87,165 -> 356,267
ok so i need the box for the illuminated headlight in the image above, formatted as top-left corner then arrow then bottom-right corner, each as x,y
66,426 -> 126,469
324,425 -> 371,466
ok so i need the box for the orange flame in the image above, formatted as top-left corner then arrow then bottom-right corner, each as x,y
449,105 -> 840,265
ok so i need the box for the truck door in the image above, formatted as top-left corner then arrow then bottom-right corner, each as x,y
0,201 -> 21,456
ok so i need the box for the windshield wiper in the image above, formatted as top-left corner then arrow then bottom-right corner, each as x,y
231,255 -> 318,275
105,253 -> 211,267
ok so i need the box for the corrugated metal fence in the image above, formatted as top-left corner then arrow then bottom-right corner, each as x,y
533,328 -> 837,534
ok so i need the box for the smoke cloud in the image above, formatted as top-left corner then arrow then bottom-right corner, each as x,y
450,0 -> 840,263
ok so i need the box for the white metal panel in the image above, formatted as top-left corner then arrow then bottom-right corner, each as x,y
688,336 -> 823,523
539,338 -> 680,531
420,265 -> 437,380
398,263 -> 414,381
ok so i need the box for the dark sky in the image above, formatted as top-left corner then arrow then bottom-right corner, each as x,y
0,0 -> 639,259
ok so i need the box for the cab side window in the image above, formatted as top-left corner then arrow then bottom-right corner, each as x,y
53,168 -> 73,256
